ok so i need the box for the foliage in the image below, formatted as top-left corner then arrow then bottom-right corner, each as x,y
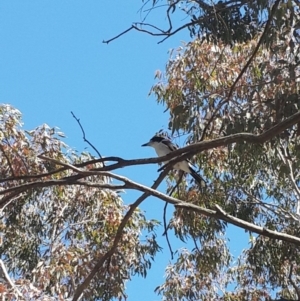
148,1 -> 300,300
0,104 -> 160,300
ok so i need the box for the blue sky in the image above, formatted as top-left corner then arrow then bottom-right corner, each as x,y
0,1 -> 247,300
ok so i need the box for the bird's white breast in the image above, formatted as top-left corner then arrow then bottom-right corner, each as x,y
152,142 -> 191,173
152,143 -> 172,157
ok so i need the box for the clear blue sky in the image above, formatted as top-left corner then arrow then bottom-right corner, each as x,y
0,2 -> 247,300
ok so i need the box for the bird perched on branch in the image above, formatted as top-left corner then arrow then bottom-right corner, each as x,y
142,134 -> 204,185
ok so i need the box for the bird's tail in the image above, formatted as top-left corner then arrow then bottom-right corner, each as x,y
189,168 -> 206,187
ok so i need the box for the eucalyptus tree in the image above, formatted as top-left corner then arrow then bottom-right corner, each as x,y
1,0 -> 300,300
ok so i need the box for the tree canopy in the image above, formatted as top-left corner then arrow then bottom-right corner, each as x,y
1,0 -> 300,300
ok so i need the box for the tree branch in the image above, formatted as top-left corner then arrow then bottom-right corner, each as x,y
0,156 -> 125,183
226,0 -> 281,103
66,109 -> 300,175
103,0 -> 259,44
1,109 -> 298,187
160,110 -> 300,170
1,110 -> 299,206
70,166 -> 300,299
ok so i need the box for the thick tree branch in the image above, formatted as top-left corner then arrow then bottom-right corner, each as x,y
161,110 -> 300,170
105,178 -> 300,245
66,110 -> 300,175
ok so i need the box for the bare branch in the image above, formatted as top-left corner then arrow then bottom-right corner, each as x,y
0,156 -> 124,183
65,109 -> 300,176
77,175 -> 300,247
133,22 -> 167,34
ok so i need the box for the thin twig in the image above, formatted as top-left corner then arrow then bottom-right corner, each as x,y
192,236 -> 200,253
103,26 -> 135,44
163,173 -> 184,236
134,22 -> 166,34
163,202 -> 173,259
0,156 -> 124,183
288,263 -> 300,299
71,111 -> 103,159
277,144 -> 300,216
0,194 -> 23,218
0,143 -> 15,177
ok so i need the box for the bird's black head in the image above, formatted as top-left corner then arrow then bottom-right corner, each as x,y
142,135 -> 168,147
149,135 -> 166,143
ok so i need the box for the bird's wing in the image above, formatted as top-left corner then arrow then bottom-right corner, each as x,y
162,139 -> 198,166
161,138 -> 178,152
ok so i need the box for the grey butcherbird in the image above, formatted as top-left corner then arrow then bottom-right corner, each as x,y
142,135 -> 204,185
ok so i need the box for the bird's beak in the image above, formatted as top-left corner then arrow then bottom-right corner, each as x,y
141,141 -> 150,147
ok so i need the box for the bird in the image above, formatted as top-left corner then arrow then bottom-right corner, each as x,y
142,134 -> 204,185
